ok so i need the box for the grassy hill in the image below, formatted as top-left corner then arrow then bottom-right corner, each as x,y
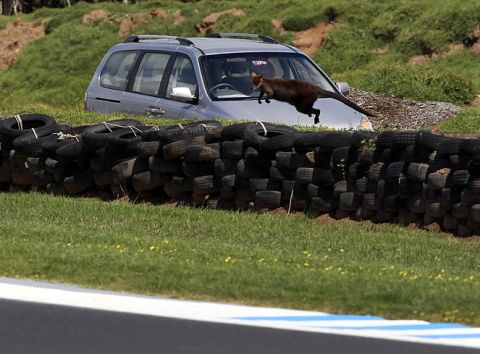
0,0 -> 479,110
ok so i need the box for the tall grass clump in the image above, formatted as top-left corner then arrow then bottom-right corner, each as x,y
360,64 -> 476,105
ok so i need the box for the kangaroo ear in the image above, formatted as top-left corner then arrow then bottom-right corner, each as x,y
251,72 -> 257,78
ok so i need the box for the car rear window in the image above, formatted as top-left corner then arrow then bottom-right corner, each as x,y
100,51 -> 139,90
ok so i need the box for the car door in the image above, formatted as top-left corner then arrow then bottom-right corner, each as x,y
120,51 -> 174,118
91,50 -> 140,114
157,55 -> 201,119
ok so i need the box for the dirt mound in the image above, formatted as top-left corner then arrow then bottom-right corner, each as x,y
293,22 -> 336,55
82,9 -> 110,25
347,87 -> 463,130
272,20 -> 336,55
0,20 -> 45,69
118,8 -> 167,36
195,8 -> 245,35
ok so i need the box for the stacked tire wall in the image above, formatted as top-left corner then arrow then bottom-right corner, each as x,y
2,113 -> 480,237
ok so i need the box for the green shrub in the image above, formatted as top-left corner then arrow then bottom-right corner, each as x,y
360,64 -> 476,104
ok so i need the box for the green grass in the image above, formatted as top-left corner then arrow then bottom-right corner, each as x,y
436,106 -> 480,134
1,192 -> 480,325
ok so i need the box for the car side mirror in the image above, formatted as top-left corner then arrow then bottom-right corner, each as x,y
336,82 -> 350,95
170,87 -> 196,103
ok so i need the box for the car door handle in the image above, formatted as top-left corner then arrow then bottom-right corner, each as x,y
145,107 -> 165,116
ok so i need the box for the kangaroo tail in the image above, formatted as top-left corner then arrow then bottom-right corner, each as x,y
317,87 -> 375,117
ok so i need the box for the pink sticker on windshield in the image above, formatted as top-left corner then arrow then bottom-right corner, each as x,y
252,60 -> 268,66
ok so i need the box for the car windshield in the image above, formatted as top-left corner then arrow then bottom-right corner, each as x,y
202,53 -> 336,100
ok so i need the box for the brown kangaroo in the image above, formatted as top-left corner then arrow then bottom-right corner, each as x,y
251,73 -> 374,124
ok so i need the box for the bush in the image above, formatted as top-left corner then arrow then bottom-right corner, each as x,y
360,64 -> 476,104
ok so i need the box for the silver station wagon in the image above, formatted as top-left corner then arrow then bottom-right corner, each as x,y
85,33 -> 372,130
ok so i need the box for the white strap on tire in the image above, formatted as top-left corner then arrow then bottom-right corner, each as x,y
14,115 -> 23,131
31,128 -> 38,139
256,120 -> 268,136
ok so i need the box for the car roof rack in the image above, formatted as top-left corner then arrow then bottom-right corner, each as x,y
124,35 -> 194,46
207,32 -> 278,44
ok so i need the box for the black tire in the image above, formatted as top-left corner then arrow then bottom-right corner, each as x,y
221,174 -> 238,190
244,146 -> 272,171
159,121 -> 222,143
407,163 -> 429,182
185,144 -> 220,162
368,163 -> 385,182
294,131 -> 352,150
333,180 -> 348,197
26,156 -> 45,173
221,123 -> 250,140
362,193 -> 380,211
255,191 -> 282,209
418,131 -> 444,151
452,202 -> 470,219
140,124 -> 175,142
82,119 -> 141,149
355,177 -> 369,195
312,148 -> 331,169
428,171 -> 450,190
269,166 -> 296,181
132,171 -> 169,193
94,170 -> 113,187
55,138 -> 84,162
383,195 -> 403,213
41,134 -> 78,158
170,176 -> 193,192
443,214 -> 459,230
162,136 -> 206,160
468,177 -> 480,194
259,133 -> 298,158
408,194 -> 426,214
236,159 -> 267,178
213,158 -> 238,177
386,161 -> 405,182
13,132 -> 60,157
244,123 -> 298,149
0,166 -> 11,183
192,175 -> 220,194
181,161 -> 215,178
296,167 -> 335,186
249,178 -> 280,192
436,138 -> 462,156
452,170 -> 470,188
222,140 -> 245,159
63,172 -> 94,194
339,192 -> 358,211
137,141 -> 163,159
330,146 -> 351,170
351,130 -> 379,148
111,157 -> 149,183
375,131 -> 395,149
449,154 -> 469,171
310,194 -> 337,212
461,138 -> 480,155
275,151 -> 306,170
32,170 -> 53,187
0,113 -> 58,148
425,201 -> 448,218
392,131 -> 420,148
306,183 -> 319,198
148,156 -> 181,174
106,127 -> 145,154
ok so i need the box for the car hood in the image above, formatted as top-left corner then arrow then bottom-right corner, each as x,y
210,98 -> 366,129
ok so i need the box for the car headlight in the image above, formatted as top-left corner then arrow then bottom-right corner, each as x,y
358,117 -> 373,131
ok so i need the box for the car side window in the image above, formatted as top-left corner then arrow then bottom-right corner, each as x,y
166,56 -> 198,100
132,52 -> 171,96
100,51 -> 139,90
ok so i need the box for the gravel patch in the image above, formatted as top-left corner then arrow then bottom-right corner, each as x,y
347,88 -> 464,131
